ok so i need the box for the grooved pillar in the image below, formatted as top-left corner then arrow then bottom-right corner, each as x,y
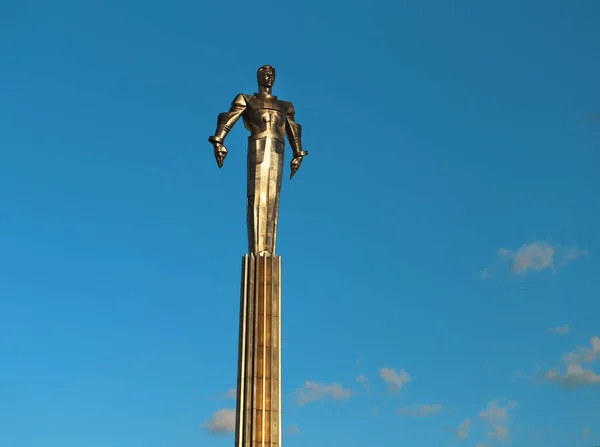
235,253 -> 282,447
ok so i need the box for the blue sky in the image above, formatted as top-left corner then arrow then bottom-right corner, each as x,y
1,1 -> 599,446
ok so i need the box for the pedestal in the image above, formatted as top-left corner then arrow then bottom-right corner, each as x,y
235,253 -> 282,447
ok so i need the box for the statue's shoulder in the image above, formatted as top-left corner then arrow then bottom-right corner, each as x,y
231,93 -> 252,107
283,100 -> 295,115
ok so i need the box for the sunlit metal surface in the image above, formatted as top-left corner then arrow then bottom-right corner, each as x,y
236,253 -> 281,447
208,65 -> 307,255
208,66 -> 306,446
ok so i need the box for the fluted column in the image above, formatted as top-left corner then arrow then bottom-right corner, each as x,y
236,253 -> 282,447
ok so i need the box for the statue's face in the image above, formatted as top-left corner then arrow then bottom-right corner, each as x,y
257,65 -> 276,88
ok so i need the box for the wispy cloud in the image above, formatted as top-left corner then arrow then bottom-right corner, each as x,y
295,381 -> 352,405
548,325 -> 570,335
482,242 -> 585,279
379,367 -> 411,393
478,399 -> 518,444
543,336 -> 600,389
582,426 -> 591,439
481,267 -> 493,280
356,374 -> 370,393
490,425 -> 509,441
456,418 -> 471,440
225,388 -> 237,399
202,408 -> 235,435
397,404 -> 442,417
285,424 -> 301,435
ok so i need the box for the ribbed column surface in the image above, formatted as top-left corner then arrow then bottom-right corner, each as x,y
235,253 -> 282,447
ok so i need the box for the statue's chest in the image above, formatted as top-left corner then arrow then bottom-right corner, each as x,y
246,97 -> 288,126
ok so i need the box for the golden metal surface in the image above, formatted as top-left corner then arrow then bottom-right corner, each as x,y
208,65 -> 307,255
209,66 -> 298,446
235,254 -> 282,447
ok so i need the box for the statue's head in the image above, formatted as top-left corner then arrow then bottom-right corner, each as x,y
257,65 -> 276,89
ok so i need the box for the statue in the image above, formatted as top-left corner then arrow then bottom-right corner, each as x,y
208,65 -> 308,256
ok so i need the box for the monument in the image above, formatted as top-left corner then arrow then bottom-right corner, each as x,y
208,65 -> 307,447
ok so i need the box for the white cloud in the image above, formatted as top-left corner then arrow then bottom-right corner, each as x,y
543,336 -> 600,389
295,381 -> 352,405
478,399 -> 518,423
456,418 -> 471,440
544,364 -> 600,388
478,399 -> 518,444
498,243 -> 554,273
379,367 -> 411,393
483,242 -> 585,278
563,336 -> 600,364
548,325 -> 570,335
202,408 -> 235,435
397,404 -> 442,417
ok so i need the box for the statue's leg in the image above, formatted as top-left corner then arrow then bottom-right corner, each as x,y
247,137 -> 284,255
246,192 -> 255,253
267,141 -> 284,253
247,138 -> 261,255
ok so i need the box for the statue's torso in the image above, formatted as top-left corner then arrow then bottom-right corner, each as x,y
242,94 -> 290,143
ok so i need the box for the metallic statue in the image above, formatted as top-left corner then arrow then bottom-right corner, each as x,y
208,65 -> 308,255
207,65 -> 308,447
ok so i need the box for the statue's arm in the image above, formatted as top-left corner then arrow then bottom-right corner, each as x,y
285,102 -> 308,179
285,102 -> 308,158
208,94 -> 248,145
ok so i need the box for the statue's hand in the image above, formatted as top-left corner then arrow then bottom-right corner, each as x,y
213,143 -> 228,168
290,156 -> 303,180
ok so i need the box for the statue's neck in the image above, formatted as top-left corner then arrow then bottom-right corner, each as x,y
258,85 -> 273,96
